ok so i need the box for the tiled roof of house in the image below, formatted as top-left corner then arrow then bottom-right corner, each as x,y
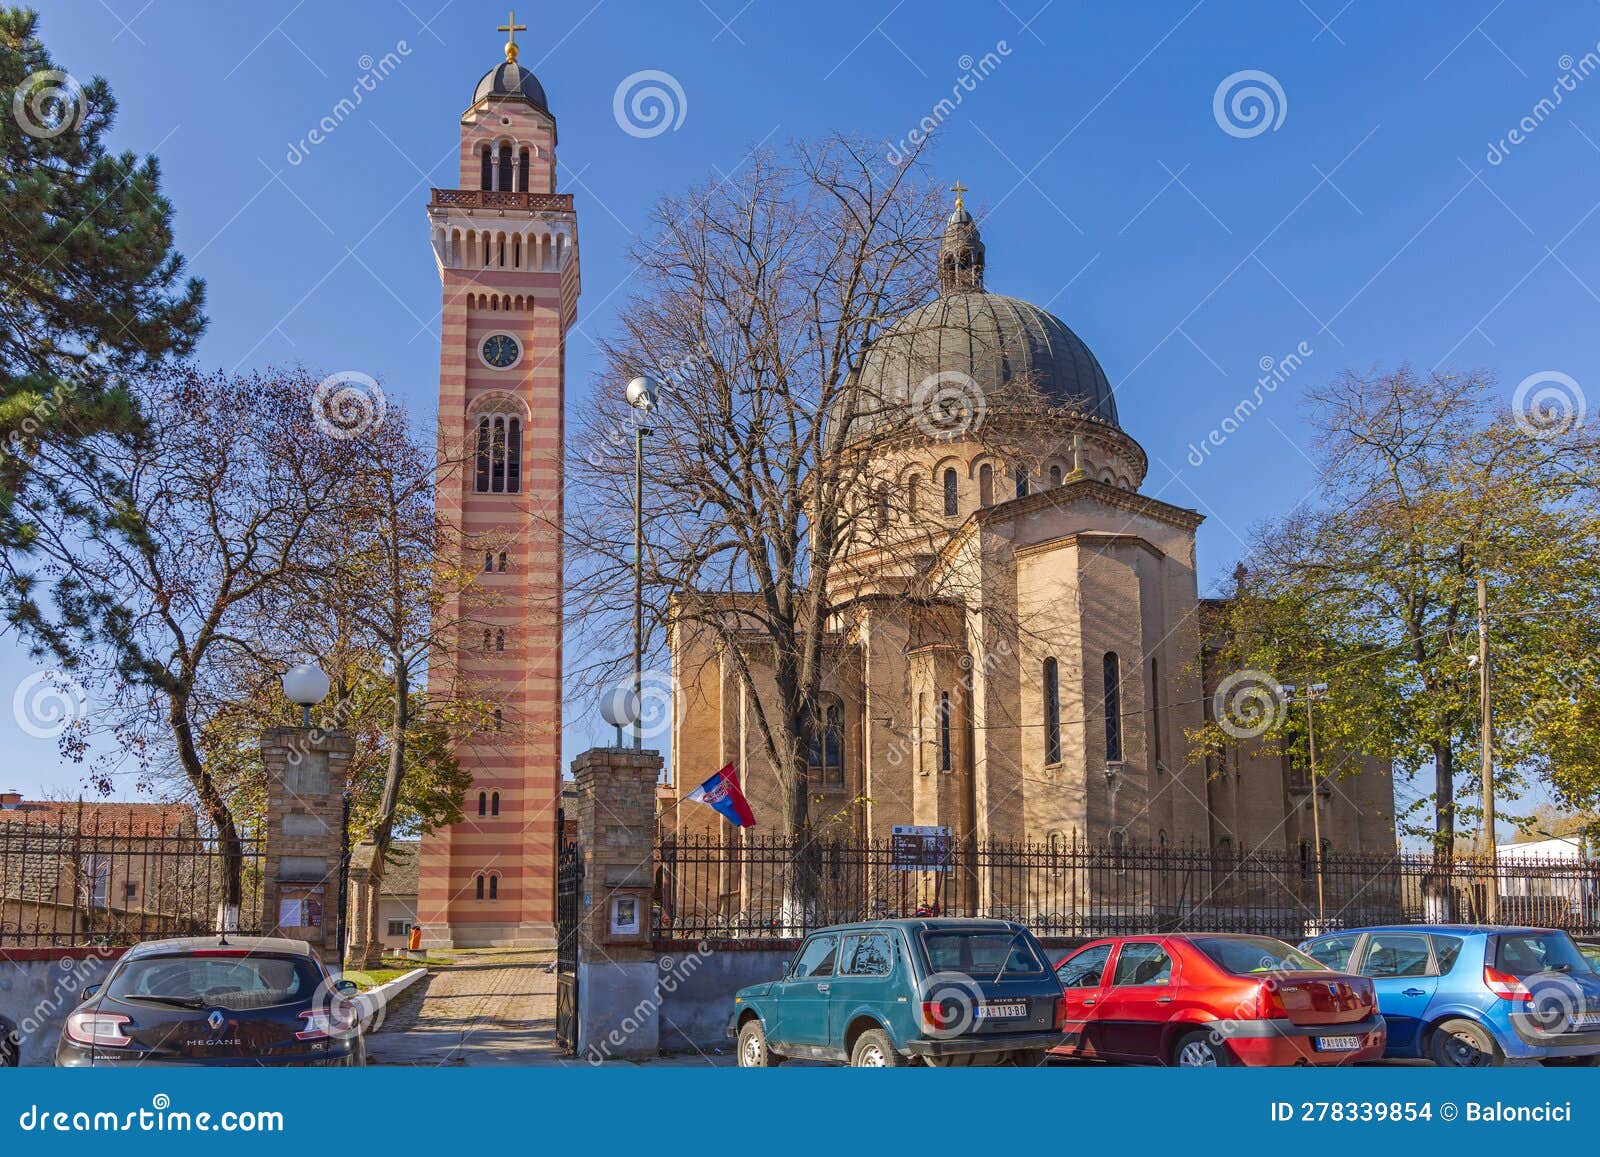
382,840 -> 420,898
0,800 -> 198,837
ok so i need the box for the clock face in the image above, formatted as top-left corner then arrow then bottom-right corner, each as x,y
481,334 -> 520,369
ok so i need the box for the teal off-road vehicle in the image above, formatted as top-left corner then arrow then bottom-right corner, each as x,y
729,918 -> 1067,1067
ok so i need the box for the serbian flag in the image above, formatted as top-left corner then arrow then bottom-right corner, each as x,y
686,763 -> 756,827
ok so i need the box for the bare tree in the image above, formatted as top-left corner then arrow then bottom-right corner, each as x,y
4,365 -> 350,922
568,136 -> 1056,843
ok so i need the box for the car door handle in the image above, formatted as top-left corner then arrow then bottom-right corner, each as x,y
816,983 -> 830,993
1156,996 -> 1174,1004
1082,998 -> 1096,1006
1402,988 -> 1426,997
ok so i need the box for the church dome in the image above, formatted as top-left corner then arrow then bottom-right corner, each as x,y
851,288 -> 1118,438
473,60 -> 549,113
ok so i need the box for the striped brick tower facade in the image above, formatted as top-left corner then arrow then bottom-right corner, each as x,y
417,26 -> 578,948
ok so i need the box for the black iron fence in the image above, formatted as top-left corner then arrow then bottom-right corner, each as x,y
654,833 -> 1600,944
0,813 -> 266,948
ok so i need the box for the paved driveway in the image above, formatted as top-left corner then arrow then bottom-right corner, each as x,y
366,949 -> 563,1066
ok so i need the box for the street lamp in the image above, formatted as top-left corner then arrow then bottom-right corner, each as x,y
281,662 -> 330,728
1282,682 -> 1330,926
625,375 -> 660,751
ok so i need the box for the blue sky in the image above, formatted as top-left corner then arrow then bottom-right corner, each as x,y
9,1 -> 1599,810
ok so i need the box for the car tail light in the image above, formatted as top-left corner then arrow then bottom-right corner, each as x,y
1257,982 -> 1287,1019
920,1000 -> 954,1033
1056,995 -> 1069,1030
65,1011 -> 131,1048
1484,966 -> 1532,1002
296,1007 -> 355,1041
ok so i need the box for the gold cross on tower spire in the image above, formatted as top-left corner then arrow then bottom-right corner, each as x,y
498,10 -> 527,62
950,179 -> 968,213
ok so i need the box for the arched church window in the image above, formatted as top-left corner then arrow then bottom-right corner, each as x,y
939,691 -> 952,772
805,695 -> 845,789
490,418 -> 507,491
1299,839 -> 1312,882
497,552 -> 508,572
1102,651 -> 1123,764
943,468 -> 958,516
498,142 -> 513,191
475,874 -> 485,901
1014,466 -> 1029,499
480,145 -> 492,190
518,147 -> 530,191
1042,657 -> 1061,765
493,709 -> 503,731
488,875 -> 498,900
1049,464 -> 1062,487
477,791 -> 487,817
495,628 -> 505,652
1158,829 -> 1168,848
475,417 -> 492,491
875,483 -> 889,530
978,463 -> 993,507
907,473 -> 921,515
482,628 -> 492,651
506,418 -> 522,492
484,552 -> 494,572
491,791 -> 501,817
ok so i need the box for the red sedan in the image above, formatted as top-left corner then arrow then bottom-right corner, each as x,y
1051,934 -> 1387,1066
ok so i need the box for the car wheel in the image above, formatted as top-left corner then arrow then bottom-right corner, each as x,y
736,1019 -> 782,1067
849,1028 -> 902,1067
1540,1055 -> 1600,1067
1173,1029 -> 1233,1067
0,1021 -> 16,1068
1009,1048 -> 1049,1067
1429,1019 -> 1502,1068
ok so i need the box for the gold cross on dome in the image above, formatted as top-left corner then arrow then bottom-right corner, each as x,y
950,180 -> 968,211
498,10 -> 527,61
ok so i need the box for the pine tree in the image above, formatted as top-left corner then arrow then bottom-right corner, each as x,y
0,8 -> 204,558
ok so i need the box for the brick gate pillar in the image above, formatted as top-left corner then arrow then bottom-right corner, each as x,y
261,726 -> 353,969
572,746 -> 662,1061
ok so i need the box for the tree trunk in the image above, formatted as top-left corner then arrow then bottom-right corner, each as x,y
169,692 -> 243,928
1424,739 -> 1457,922
358,655 -> 409,968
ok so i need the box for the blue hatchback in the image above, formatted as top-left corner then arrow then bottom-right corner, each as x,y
1300,925 -> 1600,1067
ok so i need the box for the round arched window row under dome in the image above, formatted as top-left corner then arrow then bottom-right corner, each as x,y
474,413 -> 522,493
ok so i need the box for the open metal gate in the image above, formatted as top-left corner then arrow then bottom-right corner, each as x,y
554,842 -> 583,1054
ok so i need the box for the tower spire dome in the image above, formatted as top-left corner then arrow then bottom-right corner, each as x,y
938,180 -> 984,294
498,9 -> 527,62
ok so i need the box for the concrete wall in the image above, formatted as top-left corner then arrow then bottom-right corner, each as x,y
0,949 -> 124,1067
654,947 -> 791,1054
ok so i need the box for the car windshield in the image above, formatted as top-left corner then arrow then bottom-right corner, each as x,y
1493,932 -> 1594,977
1192,936 -> 1327,975
921,930 -> 1046,977
106,953 -> 319,1011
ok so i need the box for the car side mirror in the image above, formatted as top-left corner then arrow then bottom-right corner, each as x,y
333,978 -> 359,997
81,983 -> 101,1001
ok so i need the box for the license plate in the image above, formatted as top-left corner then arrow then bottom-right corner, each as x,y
976,1002 -> 1027,1020
1315,1035 -> 1361,1051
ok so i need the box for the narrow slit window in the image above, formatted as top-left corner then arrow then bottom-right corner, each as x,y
943,468 -> 958,516
939,691 -> 952,772
1043,657 -> 1061,764
1102,651 -> 1123,763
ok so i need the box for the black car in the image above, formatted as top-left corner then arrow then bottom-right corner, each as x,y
56,935 -> 364,1067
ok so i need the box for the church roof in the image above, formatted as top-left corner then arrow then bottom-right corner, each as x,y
473,59 -> 550,112
845,191 -> 1118,441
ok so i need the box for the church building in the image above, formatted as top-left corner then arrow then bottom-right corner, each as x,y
667,193 -> 1395,867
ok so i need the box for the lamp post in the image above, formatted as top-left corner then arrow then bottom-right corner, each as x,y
1283,682 -> 1330,925
281,662 -> 331,728
624,375 -> 660,751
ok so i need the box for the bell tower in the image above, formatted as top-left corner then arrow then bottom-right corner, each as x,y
418,14 -> 579,947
